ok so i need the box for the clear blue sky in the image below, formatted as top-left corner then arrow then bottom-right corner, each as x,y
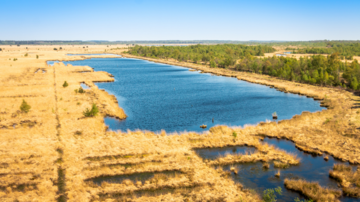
1,0 -> 359,41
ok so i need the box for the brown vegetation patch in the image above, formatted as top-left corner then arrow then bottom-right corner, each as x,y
329,164 -> 360,198
284,179 -> 342,201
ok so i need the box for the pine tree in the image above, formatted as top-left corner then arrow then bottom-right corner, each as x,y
20,99 -> 31,113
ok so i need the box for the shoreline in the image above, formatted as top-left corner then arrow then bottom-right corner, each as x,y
1,45 -> 359,201
118,52 -> 360,164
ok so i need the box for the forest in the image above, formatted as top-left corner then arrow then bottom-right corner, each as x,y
288,41 -> 360,58
129,44 -> 275,68
129,44 -> 360,90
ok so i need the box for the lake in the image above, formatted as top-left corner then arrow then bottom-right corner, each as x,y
49,57 -> 325,133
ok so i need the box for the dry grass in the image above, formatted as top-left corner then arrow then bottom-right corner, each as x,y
329,164 -> 360,198
0,45 -> 261,201
284,179 -> 342,202
1,44 -> 360,201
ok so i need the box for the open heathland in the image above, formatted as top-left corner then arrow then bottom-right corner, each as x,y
1,44 -> 360,201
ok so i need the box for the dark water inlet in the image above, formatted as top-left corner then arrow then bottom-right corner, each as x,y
48,57 -> 325,133
88,170 -> 183,186
194,146 -> 257,160
201,138 -> 358,202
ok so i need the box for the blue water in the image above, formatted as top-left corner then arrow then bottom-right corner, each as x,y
67,53 -> 120,56
48,57 -> 325,133
194,146 -> 257,160
201,138 -> 358,202
80,83 -> 90,90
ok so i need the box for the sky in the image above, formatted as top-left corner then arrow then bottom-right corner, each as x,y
0,0 -> 359,41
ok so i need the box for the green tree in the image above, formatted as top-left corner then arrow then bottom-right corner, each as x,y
83,104 -> 99,117
20,99 -> 31,113
63,81 -> 69,88
210,60 -> 216,68
78,87 -> 85,93
351,77 -> 358,90
324,71 -> 329,85
263,187 -> 282,202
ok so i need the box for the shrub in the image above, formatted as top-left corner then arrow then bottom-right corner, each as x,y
20,99 -> 31,113
36,55 -> 39,59
62,81 -> 69,88
263,187 -> 282,202
78,87 -> 85,93
83,104 -> 99,117
294,198 -> 313,202
232,131 -> 237,138
0,48 -> 2,51
74,130 -> 82,135
274,161 -> 290,168
54,48 -> 58,51
24,53 -> 28,57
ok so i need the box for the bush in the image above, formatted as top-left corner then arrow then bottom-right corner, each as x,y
232,131 -> 237,138
54,48 -> 58,51
63,81 -> 69,88
24,53 -> 28,57
0,48 -> 2,51
263,187 -> 282,202
20,99 -> 31,113
83,104 -> 99,117
78,87 -> 85,93
36,55 -> 39,59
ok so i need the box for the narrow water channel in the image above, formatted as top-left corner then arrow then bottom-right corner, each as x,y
194,138 -> 358,202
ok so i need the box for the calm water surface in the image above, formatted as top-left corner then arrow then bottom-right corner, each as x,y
49,57 -> 324,133
198,138 -> 358,202
46,57 -> 359,201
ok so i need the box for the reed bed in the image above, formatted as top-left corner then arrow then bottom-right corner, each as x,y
284,179 -> 342,202
329,164 -> 360,198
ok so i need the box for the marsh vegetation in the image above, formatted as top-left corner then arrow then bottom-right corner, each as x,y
1,44 -> 360,202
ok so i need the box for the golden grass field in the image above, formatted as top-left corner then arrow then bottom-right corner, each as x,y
262,46 -> 360,63
0,45 -> 360,201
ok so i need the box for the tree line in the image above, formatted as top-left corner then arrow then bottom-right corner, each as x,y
236,53 -> 360,89
129,45 -> 360,90
289,41 -> 360,59
129,44 -> 275,68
